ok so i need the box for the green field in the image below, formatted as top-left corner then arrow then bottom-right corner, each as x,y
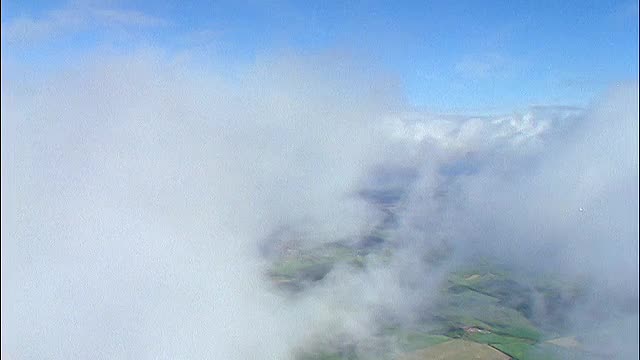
267,238 -> 587,360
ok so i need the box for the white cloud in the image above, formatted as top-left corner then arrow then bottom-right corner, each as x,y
1,47 -> 637,359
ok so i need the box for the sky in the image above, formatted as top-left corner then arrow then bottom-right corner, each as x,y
1,2 -> 639,360
2,0 -> 638,112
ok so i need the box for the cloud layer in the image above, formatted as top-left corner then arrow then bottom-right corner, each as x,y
1,49 -> 638,359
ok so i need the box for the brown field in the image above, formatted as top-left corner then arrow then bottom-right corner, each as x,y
396,339 -> 511,360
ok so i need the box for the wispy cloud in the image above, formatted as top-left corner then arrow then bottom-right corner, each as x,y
1,5 -> 168,45
91,8 -> 169,27
609,1 -> 640,24
454,52 -> 517,79
1,8 -> 86,44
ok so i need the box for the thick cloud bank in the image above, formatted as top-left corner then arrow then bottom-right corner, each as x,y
1,50 -> 638,359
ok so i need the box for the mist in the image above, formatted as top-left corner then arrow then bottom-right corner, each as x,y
1,48 -> 638,359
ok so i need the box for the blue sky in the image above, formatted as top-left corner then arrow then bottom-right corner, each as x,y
2,0 -> 638,112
